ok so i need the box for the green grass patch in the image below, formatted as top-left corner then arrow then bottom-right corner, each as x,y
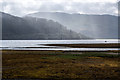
54,52 -> 120,59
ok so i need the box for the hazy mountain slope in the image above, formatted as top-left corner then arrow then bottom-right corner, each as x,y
1,12 -> 84,40
118,1 -> 120,39
2,12 -> 38,39
27,12 -> 118,39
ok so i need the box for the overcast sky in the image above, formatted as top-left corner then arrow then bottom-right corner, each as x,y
0,0 -> 119,17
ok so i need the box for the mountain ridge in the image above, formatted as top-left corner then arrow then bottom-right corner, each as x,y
2,12 -> 88,40
27,12 -> 118,39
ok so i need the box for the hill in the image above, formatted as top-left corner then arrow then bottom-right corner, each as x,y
1,12 -> 85,40
27,12 -> 118,39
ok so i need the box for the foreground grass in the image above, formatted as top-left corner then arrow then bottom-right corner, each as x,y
2,50 -> 120,79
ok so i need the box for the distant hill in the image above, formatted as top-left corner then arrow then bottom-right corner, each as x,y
27,12 -> 118,39
1,12 -> 87,40
118,1 -> 120,39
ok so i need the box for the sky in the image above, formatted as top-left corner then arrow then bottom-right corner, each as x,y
0,0 -> 119,17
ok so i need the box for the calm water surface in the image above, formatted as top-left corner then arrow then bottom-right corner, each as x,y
0,39 -> 119,51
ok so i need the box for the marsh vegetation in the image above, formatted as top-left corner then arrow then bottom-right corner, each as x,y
2,50 -> 120,79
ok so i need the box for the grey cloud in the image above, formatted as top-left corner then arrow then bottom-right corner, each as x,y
68,2 -> 117,15
38,2 -> 65,12
1,1 -> 118,16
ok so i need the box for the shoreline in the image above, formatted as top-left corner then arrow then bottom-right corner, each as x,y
1,49 -> 120,52
1,50 -> 119,55
45,43 -> 120,48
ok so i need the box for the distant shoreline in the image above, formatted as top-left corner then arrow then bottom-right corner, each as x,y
1,50 -> 119,53
45,43 -> 120,48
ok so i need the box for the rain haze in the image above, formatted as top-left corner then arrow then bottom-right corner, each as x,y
1,0 -> 119,39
